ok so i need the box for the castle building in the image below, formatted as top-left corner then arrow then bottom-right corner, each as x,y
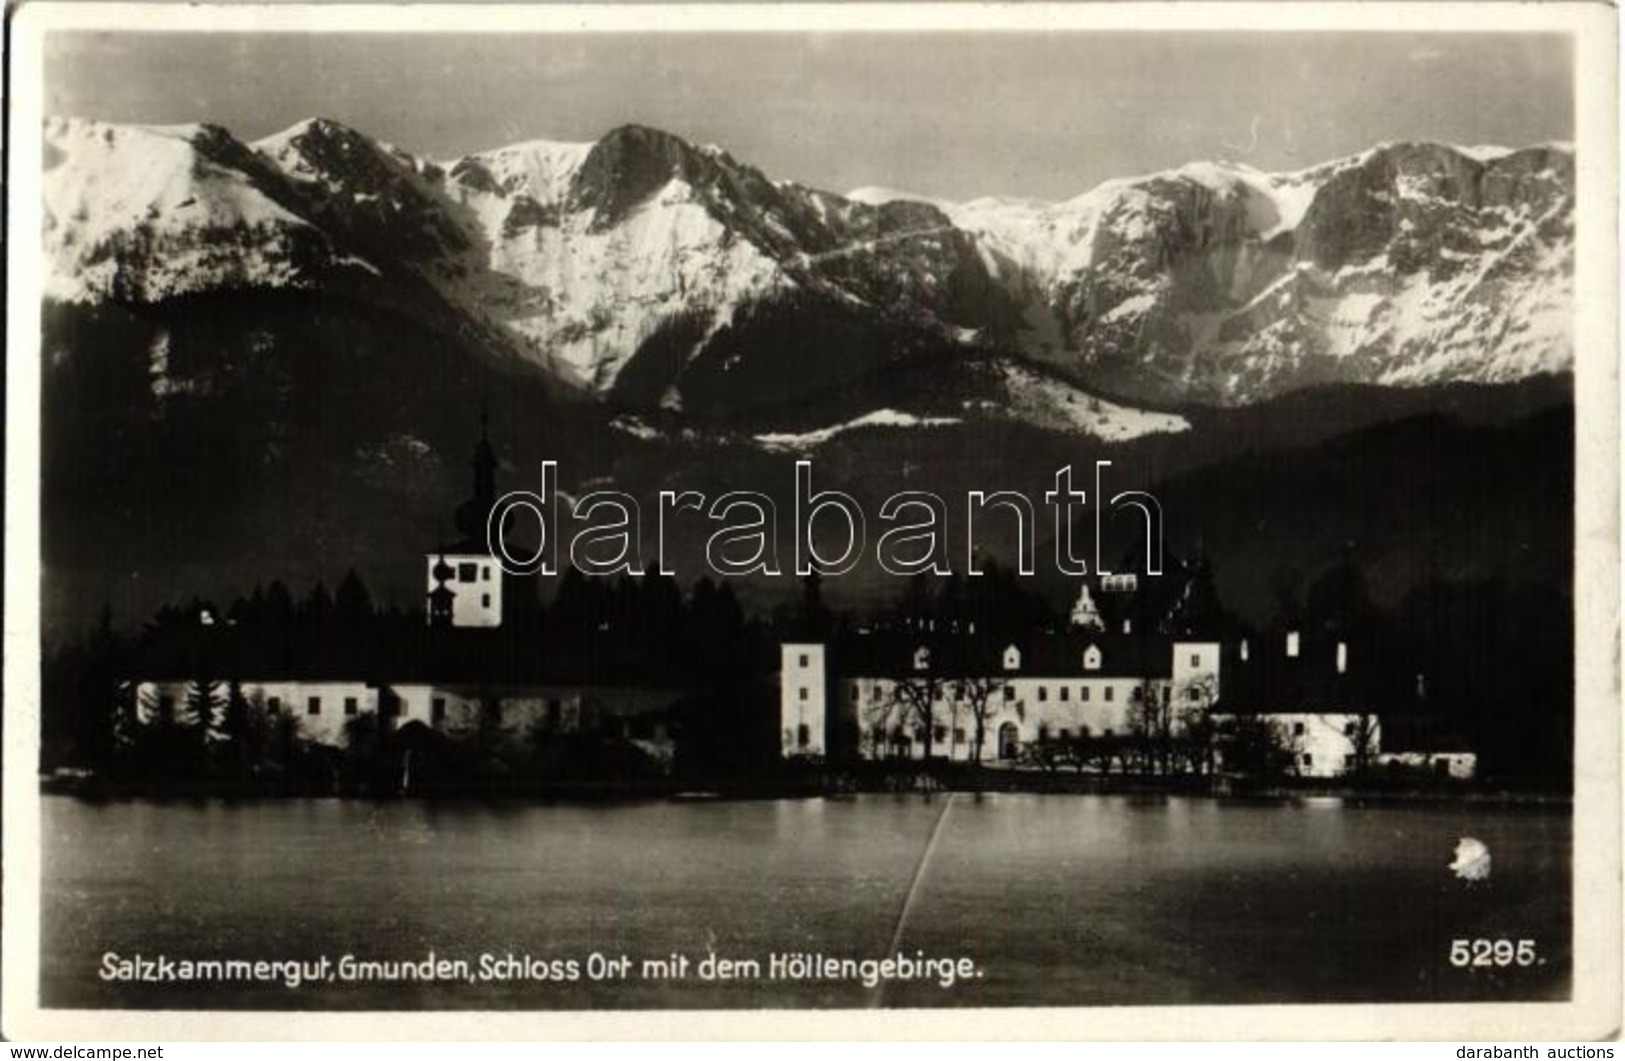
779,563 -> 1477,780
133,420 -> 681,768
782,626 -> 1221,763
425,412 -> 509,629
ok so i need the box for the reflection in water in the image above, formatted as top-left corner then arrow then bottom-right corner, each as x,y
41,794 -> 1569,1010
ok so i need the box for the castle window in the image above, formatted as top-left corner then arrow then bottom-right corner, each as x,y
1293,722 -> 1306,736
1003,645 -> 1022,671
1003,685 -> 1016,702
1188,688 -> 1201,702
798,654 -> 809,668
459,562 -> 477,582
1058,728 -> 1070,740
1343,722 -> 1356,737
307,697 -> 321,716
1037,686 -> 1048,702
1190,653 -> 1201,668
798,687 -> 809,701
953,727 -> 966,743
482,566 -> 492,582
1131,686 -> 1143,702
1286,631 -> 1301,658
1059,687 -> 1070,702
797,724 -> 810,748
934,725 -> 947,743
1082,686 -> 1092,702
1104,687 -> 1114,702
1083,645 -> 1102,671
1037,723 -> 1050,742
344,697 -> 359,716
267,696 -> 281,713
432,697 -> 446,722
1302,753 -> 1314,767
1336,642 -> 1348,674
913,646 -> 931,671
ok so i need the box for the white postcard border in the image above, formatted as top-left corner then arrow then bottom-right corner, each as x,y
3,1 -> 1618,1041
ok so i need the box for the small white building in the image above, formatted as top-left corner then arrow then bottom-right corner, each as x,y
426,552 -> 504,628
1213,711 -> 1379,779
781,643 -> 828,758
388,682 -> 674,745
1375,750 -> 1479,780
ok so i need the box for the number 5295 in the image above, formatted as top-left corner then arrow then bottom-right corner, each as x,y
1450,939 -> 1539,967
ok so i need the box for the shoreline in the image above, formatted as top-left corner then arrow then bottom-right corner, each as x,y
38,770 -> 1573,808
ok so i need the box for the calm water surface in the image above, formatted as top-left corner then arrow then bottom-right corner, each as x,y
41,794 -> 1569,1009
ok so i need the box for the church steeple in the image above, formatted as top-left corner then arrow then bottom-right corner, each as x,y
473,403 -> 496,502
1069,580 -> 1104,631
427,551 -> 456,628
425,411 -> 509,629
453,404 -> 499,545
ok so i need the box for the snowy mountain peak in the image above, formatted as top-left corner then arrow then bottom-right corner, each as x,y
253,116 -> 422,187
42,117 -> 1574,408
43,116 -> 327,303
253,115 -> 352,146
845,186 -> 951,210
446,137 -> 594,205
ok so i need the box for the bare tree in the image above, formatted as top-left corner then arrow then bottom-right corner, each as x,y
952,673 -> 1002,763
858,696 -> 894,759
1339,712 -> 1381,777
860,681 -> 910,760
1129,678 -> 1176,774
883,668 -> 949,762
1175,673 -> 1221,775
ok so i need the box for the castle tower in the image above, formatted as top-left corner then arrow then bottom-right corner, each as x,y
1069,580 -> 1104,631
780,643 -> 829,758
453,406 -> 498,542
423,414 -> 505,628
427,553 -> 457,628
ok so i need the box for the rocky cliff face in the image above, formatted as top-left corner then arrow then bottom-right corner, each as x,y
942,144 -> 1572,404
42,116 -> 1572,409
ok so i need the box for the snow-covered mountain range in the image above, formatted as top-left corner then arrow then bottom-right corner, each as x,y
43,115 -> 1573,412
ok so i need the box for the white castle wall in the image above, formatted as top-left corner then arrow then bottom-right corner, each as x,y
137,679 -> 379,747
780,644 -> 828,758
137,679 -> 678,750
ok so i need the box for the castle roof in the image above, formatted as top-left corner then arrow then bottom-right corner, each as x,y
833,628 -> 1191,681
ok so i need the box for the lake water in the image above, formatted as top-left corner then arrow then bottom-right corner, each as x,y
40,793 -> 1570,1009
